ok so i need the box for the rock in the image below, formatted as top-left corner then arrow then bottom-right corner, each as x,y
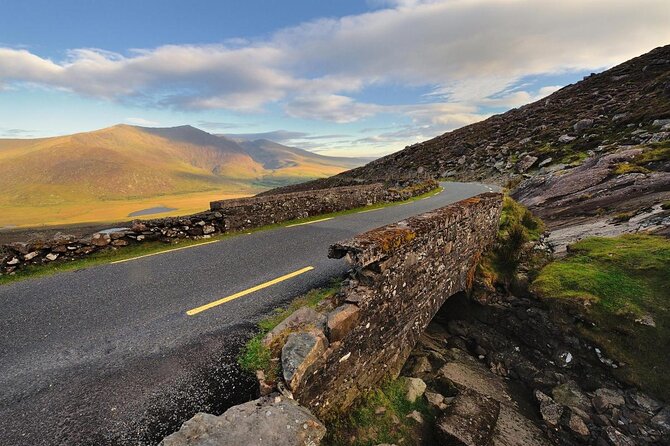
517,155 -> 539,172
558,134 -> 577,143
602,426 -> 635,446
649,131 -> 670,143
435,389 -> 500,446
552,381 -> 590,412
535,390 -> 564,428
374,406 -> 386,415
7,257 -> 20,265
91,233 -> 111,247
159,396 -> 326,446
23,251 -> 39,261
650,406 -> 670,432
263,307 -> 326,348
593,388 -> 625,414
202,225 -> 216,235
8,242 -> 32,255
425,391 -> 447,411
652,118 -> 670,127
111,239 -> 129,247
131,221 -> 148,233
568,412 -> 590,437
574,118 -> 594,132
326,304 -> 360,343
538,157 -> 553,168
406,410 -> 424,424
404,377 -> 426,403
45,253 -> 59,261
628,392 -> 662,413
281,331 -> 327,390
634,314 -> 656,327
404,355 -> 433,376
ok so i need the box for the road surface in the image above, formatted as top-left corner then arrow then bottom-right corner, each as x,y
0,182 -> 495,445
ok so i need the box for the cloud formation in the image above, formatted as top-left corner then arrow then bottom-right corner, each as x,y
0,0 -> 668,151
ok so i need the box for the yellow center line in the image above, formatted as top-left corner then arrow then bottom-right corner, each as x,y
111,240 -> 220,264
186,266 -> 315,316
285,217 -> 334,228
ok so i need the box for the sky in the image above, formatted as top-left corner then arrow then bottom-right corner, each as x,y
0,0 -> 669,157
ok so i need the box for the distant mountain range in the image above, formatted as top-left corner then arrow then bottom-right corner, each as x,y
0,124 -> 372,227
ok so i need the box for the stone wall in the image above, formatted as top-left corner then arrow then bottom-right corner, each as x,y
259,192 -> 503,418
0,181 -> 438,276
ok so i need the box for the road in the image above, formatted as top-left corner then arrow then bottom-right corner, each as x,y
0,182 -> 495,445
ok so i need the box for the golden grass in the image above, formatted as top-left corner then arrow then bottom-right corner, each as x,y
0,190 -> 254,228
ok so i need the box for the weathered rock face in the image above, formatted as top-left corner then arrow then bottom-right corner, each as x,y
275,192 -> 503,417
0,181 -> 437,276
159,395 -> 326,446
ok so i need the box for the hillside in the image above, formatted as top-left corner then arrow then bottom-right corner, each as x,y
266,44 -> 670,190
0,125 -> 366,227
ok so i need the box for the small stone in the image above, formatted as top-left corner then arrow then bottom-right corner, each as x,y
45,253 -> 59,261
374,406 -> 386,415
91,233 -> 111,247
202,225 -> 216,235
111,239 -> 129,247
538,157 -> 553,168
652,118 -> 670,127
24,251 -> 39,261
574,118 -> 594,132
131,221 -> 148,233
516,155 -> 538,172
425,391 -> 446,410
634,314 -> 656,327
602,426 -> 635,446
568,413 -> 590,437
558,134 -> 577,143
404,377 -> 426,403
281,331 -> 327,391
7,257 -> 20,265
593,388 -> 625,414
406,410 -> 423,424
536,390 -> 564,428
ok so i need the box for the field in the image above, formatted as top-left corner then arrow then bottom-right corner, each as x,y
0,189 -> 255,228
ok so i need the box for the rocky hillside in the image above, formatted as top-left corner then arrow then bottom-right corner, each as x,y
277,45 -> 670,187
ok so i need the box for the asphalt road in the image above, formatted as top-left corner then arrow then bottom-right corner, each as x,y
0,181 -> 495,445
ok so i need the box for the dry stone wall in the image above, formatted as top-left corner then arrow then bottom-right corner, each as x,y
260,192 -> 503,418
0,181 -> 438,276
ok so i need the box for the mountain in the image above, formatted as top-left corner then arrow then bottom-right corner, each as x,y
0,124 -> 369,227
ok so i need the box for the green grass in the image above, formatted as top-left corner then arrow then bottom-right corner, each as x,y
325,378 -> 433,446
237,281 -> 341,381
477,196 -> 546,288
612,211 -> 634,222
0,186 -> 442,286
532,234 -> 670,400
662,201 -> 670,210
612,162 -> 650,175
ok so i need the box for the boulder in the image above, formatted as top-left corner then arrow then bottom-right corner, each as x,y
652,118 -> 670,127
262,307 -> 326,348
159,396 -> 326,446
568,413 -> 590,437
326,304 -> 360,342
404,377 -> 427,403
435,389 -> 500,446
281,331 -> 327,390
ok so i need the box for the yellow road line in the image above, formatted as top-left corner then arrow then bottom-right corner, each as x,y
285,217 -> 334,228
186,266 -> 315,316
111,240 -> 220,264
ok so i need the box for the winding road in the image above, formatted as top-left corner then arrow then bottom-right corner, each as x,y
0,181 -> 495,445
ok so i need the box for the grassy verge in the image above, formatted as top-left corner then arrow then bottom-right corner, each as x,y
532,234 -> 670,400
0,186 -> 442,286
477,196 -> 545,289
324,378 -> 433,446
238,281 -> 341,381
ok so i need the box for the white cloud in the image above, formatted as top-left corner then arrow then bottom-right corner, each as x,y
0,0 -> 668,133
125,117 -> 160,126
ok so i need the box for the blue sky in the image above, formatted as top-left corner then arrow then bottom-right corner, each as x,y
1,0 -> 669,156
